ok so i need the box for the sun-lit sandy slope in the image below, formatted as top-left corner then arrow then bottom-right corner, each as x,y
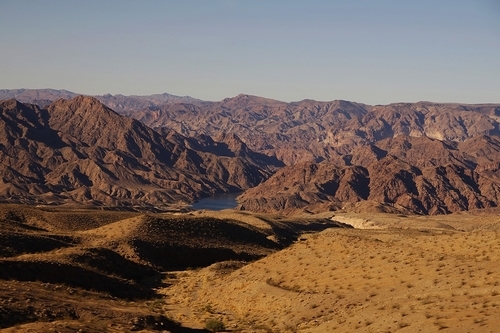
189,209 -> 275,230
159,210 -> 500,332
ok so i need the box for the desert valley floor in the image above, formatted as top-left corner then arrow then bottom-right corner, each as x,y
1,204 -> 499,332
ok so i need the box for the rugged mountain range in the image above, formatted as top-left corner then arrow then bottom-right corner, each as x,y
106,94 -> 499,165
238,135 -> 500,215
117,93 -> 500,215
0,96 -> 278,208
1,89 -> 500,215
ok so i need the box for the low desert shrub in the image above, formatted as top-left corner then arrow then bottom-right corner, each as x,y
205,318 -> 225,332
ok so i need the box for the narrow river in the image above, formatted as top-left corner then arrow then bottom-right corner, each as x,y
191,192 -> 241,210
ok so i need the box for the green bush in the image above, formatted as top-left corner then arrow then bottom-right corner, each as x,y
205,318 -> 225,332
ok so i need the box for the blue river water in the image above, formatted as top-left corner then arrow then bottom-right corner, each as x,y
191,192 -> 241,210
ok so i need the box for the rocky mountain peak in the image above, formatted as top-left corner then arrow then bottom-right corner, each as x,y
50,95 -> 117,115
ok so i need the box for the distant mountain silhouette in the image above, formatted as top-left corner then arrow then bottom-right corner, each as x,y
0,89 -> 198,112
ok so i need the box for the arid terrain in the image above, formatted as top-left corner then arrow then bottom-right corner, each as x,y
0,204 -> 343,332
0,204 -> 499,332
1,89 -> 500,332
0,96 -> 281,208
159,209 -> 500,333
1,90 -> 500,215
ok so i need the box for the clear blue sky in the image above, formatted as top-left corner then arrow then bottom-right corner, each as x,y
1,0 -> 499,104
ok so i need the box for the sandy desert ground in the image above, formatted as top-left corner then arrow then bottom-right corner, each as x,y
160,209 -> 500,333
0,205 -> 499,332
